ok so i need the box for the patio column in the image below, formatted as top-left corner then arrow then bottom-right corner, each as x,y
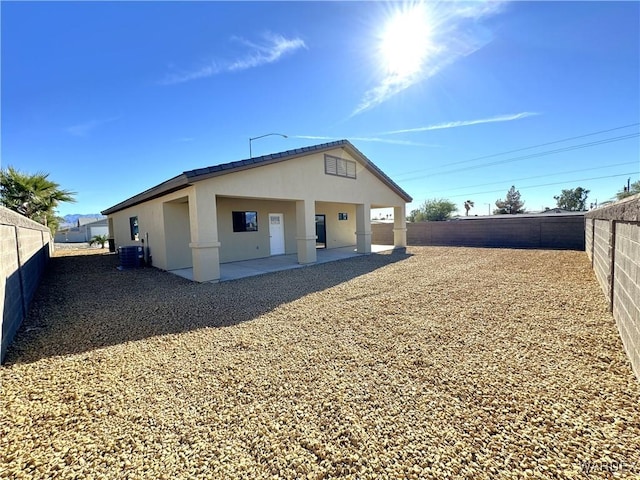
188,188 -> 221,282
355,203 -> 372,254
296,199 -> 317,264
393,205 -> 407,248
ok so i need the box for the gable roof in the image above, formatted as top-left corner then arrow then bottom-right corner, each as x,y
77,217 -> 107,227
102,140 -> 412,215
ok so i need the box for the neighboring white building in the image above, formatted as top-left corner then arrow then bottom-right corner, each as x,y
54,218 -> 109,243
102,140 -> 412,282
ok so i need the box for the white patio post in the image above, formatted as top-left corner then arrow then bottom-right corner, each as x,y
188,188 -> 221,282
355,203 -> 372,254
393,205 -> 407,248
295,199 -> 317,264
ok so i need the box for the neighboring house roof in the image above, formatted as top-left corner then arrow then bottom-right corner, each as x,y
77,217 -> 107,227
80,218 -> 108,227
102,140 -> 412,215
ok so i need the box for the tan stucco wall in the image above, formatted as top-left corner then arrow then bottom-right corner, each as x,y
194,149 -> 406,208
163,198 -> 191,270
315,202 -> 357,249
109,187 -> 194,271
216,198 -> 297,263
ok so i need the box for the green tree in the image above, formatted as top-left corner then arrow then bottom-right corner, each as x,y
411,199 -> 457,221
0,167 -> 76,235
494,186 -> 525,214
89,234 -> 108,248
616,180 -> 640,200
407,209 -> 421,222
554,186 -> 590,211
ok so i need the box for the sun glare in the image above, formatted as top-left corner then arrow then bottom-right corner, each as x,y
379,3 -> 433,79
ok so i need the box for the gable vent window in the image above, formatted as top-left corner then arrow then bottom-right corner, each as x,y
325,154 -> 356,179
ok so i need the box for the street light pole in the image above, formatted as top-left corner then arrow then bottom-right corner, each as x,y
249,133 -> 288,158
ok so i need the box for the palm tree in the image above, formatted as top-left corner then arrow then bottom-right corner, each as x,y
89,234 -> 108,248
0,167 -> 76,234
464,200 -> 474,216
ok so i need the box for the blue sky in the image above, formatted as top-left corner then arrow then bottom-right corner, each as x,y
2,1 -> 638,218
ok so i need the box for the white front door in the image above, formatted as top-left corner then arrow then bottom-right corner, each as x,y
269,213 -> 285,255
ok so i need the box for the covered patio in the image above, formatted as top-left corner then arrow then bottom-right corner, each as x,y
169,244 -> 396,282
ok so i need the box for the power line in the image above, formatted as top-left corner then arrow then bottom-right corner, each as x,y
401,133 -> 639,182
443,172 -> 637,199
392,122 -> 640,178
426,161 -> 638,194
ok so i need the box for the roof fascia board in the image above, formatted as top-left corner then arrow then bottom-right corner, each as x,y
101,174 -> 189,215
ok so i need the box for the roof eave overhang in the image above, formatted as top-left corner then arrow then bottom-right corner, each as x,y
340,142 -> 413,203
101,174 -> 190,215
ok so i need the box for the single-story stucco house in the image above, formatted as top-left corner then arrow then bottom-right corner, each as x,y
101,140 -> 412,282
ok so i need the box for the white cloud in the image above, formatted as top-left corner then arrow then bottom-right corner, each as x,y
229,33 -> 307,71
380,112 -> 540,135
293,135 -> 337,141
353,1 -> 508,116
350,136 -> 436,147
161,33 -> 306,85
161,63 -> 222,85
66,116 -> 120,137
292,135 -> 436,147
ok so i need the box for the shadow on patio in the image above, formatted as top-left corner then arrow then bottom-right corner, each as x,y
5,248 -> 411,365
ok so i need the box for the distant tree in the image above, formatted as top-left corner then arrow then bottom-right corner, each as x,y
411,199 -> 457,221
89,234 -> 108,248
407,209 -> 420,222
494,186 -> 525,214
463,200 -> 474,216
0,167 -> 76,235
616,180 -> 640,200
554,187 -> 590,211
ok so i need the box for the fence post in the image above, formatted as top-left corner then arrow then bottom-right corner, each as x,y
14,225 -> 27,320
591,218 -> 595,267
608,220 -> 616,312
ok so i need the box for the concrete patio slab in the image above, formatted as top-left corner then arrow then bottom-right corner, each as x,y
169,245 -> 395,282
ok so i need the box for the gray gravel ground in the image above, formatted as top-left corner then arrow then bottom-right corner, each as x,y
1,247 -> 639,479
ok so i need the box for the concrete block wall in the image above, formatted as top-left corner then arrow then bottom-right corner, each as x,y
372,214 -> 585,250
613,221 -> 640,379
586,194 -> 640,381
371,223 -> 394,245
585,218 -> 593,261
591,219 -> 613,300
1,206 -> 52,363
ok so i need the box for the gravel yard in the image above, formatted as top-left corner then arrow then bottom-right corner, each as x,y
2,247 -> 639,479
